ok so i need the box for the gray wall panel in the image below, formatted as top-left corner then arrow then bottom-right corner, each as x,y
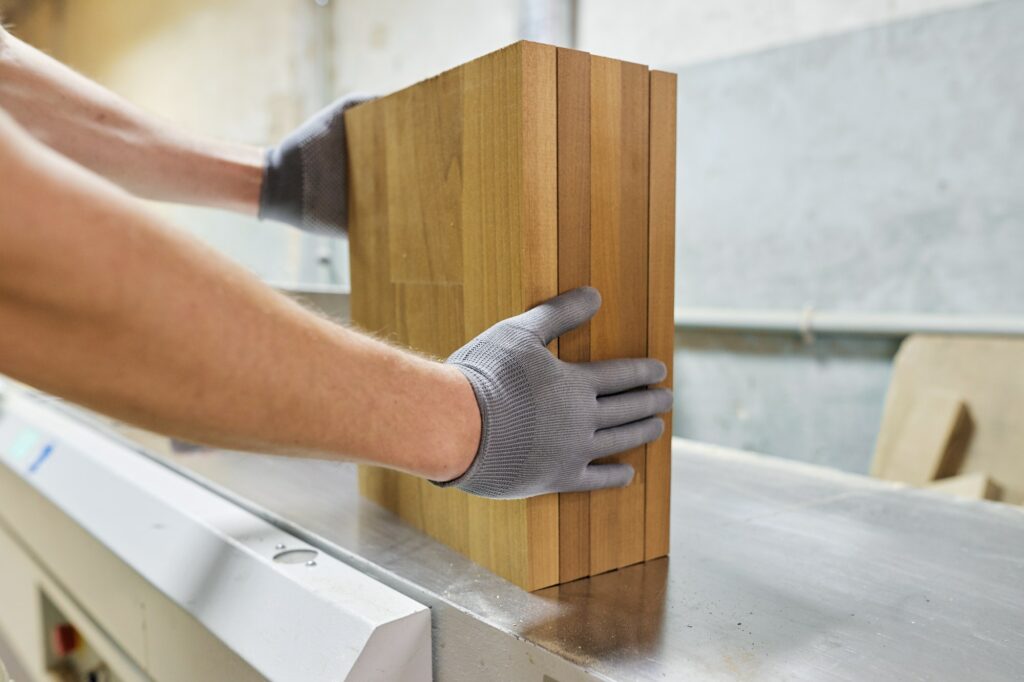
675,0 -> 1024,314
671,0 -> 1023,470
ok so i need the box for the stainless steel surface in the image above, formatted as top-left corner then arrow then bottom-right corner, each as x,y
26,393 -> 1024,680
125,434 -> 1024,680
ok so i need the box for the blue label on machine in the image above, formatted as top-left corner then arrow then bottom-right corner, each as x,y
28,443 -> 55,474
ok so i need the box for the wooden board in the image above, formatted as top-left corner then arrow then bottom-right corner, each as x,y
872,389 -> 972,486
645,69 -> 678,561
349,41 -> 559,590
556,47 -> 593,583
929,472 -> 1001,501
347,41 -> 676,589
873,335 -> 1024,504
587,56 -> 650,576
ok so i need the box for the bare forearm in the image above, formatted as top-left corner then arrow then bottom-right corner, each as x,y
0,27 -> 262,214
0,113 -> 478,481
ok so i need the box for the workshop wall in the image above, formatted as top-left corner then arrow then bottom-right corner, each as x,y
5,0 -> 521,292
580,0 -> 1022,472
331,0 -> 519,94
5,0 -> 1018,475
577,0 -> 991,67
5,0 -> 331,286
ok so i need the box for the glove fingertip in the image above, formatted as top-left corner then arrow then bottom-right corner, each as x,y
576,285 -> 602,310
591,463 -> 635,490
518,286 -> 602,344
648,359 -> 669,384
654,388 -> 674,413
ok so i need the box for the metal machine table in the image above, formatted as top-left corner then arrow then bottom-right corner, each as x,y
7,388 -> 1024,680
144,423 -> 1024,680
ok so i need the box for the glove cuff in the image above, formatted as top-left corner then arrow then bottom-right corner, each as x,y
258,144 -> 304,227
433,350 -> 537,498
431,364 -> 490,490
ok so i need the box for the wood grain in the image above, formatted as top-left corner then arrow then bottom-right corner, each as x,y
458,41 -> 527,588
348,41 -> 675,589
928,472 -> 1001,500
874,389 -> 972,486
397,283 -> 470,554
349,42 -> 561,590
519,42 -> 561,590
645,70 -> 678,561
385,68 -> 463,285
556,47 -> 593,583
873,335 -> 1024,503
347,94 -> 424,530
588,57 -> 650,575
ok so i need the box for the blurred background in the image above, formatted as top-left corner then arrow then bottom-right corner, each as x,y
1,0 -> 1021,476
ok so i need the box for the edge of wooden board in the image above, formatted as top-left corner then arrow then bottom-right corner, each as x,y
520,41 -> 561,591
555,46 -> 593,584
587,55 -> 650,576
645,69 -> 677,561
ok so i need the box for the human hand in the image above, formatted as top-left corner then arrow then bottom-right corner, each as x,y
439,287 -> 672,499
258,93 -> 373,235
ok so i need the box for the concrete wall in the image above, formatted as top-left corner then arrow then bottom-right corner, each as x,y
577,0 -> 988,66
332,0 -> 519,94
638,0 -> 1021,471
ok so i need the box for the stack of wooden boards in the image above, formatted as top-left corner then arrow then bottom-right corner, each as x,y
344,41 -> 676,591
872,335 -> 1024,503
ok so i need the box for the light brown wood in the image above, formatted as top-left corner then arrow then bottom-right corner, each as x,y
347,41 -> 675,589
873,389 -> 972,486
928,472 -> 1001,501
588,57 -> 650,576
348,94 -> 425,531
644,70 -> 677,561
873,335 -> 1024,504
460,40 -> 561,590
519,40 -> 561,591
348,41 -> 560,590
556,47 -> 593,583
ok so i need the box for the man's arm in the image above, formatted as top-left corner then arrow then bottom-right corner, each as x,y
0,107 -> 672,498
0,26 -> 263,214
0,109 -> 480,481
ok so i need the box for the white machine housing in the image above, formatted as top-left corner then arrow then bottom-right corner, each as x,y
0,383 -> 431,681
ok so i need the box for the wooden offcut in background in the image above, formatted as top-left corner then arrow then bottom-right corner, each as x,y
345,41 -> 676,590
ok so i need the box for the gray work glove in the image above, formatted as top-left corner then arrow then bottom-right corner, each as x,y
258,93 -> 374,236
438,287 -> 673,499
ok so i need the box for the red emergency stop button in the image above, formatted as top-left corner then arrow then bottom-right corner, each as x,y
52,622 -> 78,656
